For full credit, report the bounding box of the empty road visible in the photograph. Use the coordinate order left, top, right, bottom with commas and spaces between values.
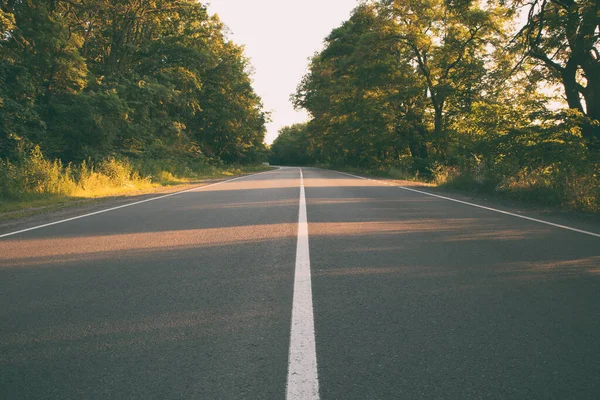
1, 167, 599, 399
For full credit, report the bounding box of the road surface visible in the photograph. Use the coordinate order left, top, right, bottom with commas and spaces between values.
1, 167, 599, 399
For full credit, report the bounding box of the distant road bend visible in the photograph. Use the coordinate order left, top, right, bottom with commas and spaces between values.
1, 167, 599, 399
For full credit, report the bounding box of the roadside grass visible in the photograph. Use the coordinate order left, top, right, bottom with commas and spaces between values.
436, 166, 600, 214
319, 162, 600, 214
0, 148, 271, 215
322, 164, 435, 186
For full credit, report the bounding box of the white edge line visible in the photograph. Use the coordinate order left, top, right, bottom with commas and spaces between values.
331, 169, 600, 239
286, 167, 320, 400
0, 169, 276, 239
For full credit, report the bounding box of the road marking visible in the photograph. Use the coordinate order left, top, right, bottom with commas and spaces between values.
332, 170, 600, 238
0, 170, 276, 239
286, 168, 320, 400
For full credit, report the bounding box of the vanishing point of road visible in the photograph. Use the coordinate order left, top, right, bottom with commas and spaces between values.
1, 167, 599, 399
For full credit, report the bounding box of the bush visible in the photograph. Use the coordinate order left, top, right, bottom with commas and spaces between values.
0, 158, 19, 200
0, 147, 153, 201
98, 157, 138, 186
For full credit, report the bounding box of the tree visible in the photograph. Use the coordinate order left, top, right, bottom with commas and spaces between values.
377, 0, 508, 155
0, 0, 267, 164
269, 123, 313, 166
512, 0, 600, 145
294, 4, 429, 168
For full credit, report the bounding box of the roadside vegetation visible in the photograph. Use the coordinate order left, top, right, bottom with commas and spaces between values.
270, 0, 600, 213
0, 146, 270, 213
0, 1, 268, 211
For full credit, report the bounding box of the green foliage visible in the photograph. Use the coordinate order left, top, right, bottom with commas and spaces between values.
0, 145, 146, 201
0, 145, 270, 210
440, 109, 600, 212
0, 0, 267, 191
285, 1, 600, 213
509, 0, 600, 144
269, 123, 313, 165
294, 4, 428, 169
0, 145, 74, 200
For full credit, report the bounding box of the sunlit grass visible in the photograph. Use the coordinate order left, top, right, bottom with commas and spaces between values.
441, 165, 600, 213
328, 161, 599, 214
0, 147, 271, 214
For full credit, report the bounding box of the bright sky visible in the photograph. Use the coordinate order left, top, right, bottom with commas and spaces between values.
207, 0, 361, 144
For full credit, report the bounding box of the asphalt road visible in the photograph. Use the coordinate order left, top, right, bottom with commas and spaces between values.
1, 167, 599, 399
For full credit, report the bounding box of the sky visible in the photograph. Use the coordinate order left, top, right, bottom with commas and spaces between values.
206, 0, 361, 144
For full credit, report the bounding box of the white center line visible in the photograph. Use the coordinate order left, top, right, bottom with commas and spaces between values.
286, 168, 320, 400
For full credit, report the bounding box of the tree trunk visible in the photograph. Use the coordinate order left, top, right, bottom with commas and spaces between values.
408, 122, 428, 161
561, 60, 585, 113
434, 106, 443, 138
432, 100, 447, 158
408, 139, 428, 160
582, 90, 600, 145
561, 61, 600, 145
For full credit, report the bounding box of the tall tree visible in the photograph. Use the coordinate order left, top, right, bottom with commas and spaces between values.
0, 0, 267, 164
377, 0, 508, 155
512, 0, 600, 144
295, 4, 428, 167
269, 123, 313, 166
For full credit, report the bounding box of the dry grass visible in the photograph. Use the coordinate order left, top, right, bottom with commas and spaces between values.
0, 147, 270, 213
441, 164, 600, 214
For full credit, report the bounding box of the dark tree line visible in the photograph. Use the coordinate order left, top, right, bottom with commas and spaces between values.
269, 0, 599, 211
0, 0, 268, 166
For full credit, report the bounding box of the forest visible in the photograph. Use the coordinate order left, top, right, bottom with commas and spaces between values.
271, 0, 600, 213
0, 0, 268, 204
